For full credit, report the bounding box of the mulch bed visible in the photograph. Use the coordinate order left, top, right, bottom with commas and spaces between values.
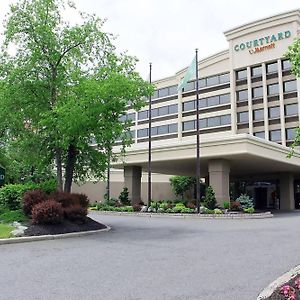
24, 217, 107, 236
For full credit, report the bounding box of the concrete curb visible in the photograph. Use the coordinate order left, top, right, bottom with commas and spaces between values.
93, 211, 273, 219
0, 225, 111, 245
257, 265, 300, 299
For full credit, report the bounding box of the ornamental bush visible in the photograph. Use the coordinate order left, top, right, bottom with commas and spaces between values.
236, 194, 254, 209
223, 201, 230, 209
119, 187, 130, 205
64, 205, 87, 223
51, 192, 89, 208
32, 199, 63, 225
23, 189, 47, 216
203, 186, 217, 210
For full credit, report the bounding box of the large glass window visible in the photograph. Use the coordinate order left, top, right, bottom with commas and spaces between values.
254, 131, 265, 139
138, 110, 148, 120
237, 90, 248, 102
251, 66, 262, 77
199, 98, 207, 108
183, 101, 195, 111
282, 60, 291, 70
183, 81, 195, 92
183, 120, 195, 131
253, 109, 264, 121
207, 96, 219, 107
206, 75, 219, 86
269, 106, 280, 119
158, 106, 168, 116
266, 62, 278, 73
199, 119, 207, 128
137, 128, 148, 138
219, 73, 230, 84
168, 123, 178, 133
285, 104, 298, 116
237, 111, 249, 123
157, 125, 168, 135
198, 79, 206, 88
286, 128, 296, 140
168, 104, 178, 114
158, 87, 169, 98
168, 85, 177, 96
220, 115, 231, 125
236, 69, 247, 80
208, 116, 220, 127
270, 130, 281, 141
252, 86, 263, 98
267, 83, 279, 96
152, 90, 159, 99
151, 108, 159, 118
220, 94, 230, 104
283, 80, 297, 93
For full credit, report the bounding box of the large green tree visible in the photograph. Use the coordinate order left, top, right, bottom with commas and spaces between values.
0, 0, 152, 192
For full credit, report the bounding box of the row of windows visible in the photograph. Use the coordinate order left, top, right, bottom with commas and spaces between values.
152, 85, 178, 99
138, 104, 178, 120
237, 80, 297, 102
183, 114, 231, 131
236, 60, 292, 80
238, 103, 299, 123
182, 93, 230, 111
119, 112, 136, 122
254, 129, 296, 142
137, 123, 178, 138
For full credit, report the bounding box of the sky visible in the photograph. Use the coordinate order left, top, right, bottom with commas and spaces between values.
0, 0, 299, 80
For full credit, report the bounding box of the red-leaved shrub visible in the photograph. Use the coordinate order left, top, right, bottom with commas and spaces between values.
230, 201, 242, 211
51, 192, 89, 208
64, 205, 87, 223
23, 189, 47, 216
132, 204, 141, 212
32, 199, 63, 225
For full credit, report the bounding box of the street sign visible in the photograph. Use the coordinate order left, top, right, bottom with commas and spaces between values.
0, 166, 5, 187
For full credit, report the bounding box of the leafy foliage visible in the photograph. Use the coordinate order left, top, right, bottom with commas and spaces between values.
119, 187, 130, 205
169, 176, 196, 199
23, 189, 47, 216
236, 194, 254, 209
32, 199, 63, 225
223, 201, 230, 209
0, 209, 28, 224
203, 186, 216, 210
64, 205, 87, 223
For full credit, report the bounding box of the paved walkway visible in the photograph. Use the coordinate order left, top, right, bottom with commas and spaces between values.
1, 211, 300, 300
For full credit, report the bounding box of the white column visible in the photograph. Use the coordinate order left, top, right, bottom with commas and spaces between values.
278, 59, 286, 146
262, 62, 269, 140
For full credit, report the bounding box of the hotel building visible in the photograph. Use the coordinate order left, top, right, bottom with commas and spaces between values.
107, 9, 300, 210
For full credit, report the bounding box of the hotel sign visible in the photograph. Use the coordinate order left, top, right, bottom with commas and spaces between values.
234, 30, 291, 54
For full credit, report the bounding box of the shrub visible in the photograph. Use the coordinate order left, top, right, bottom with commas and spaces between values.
132, 204, 141, 212
214, 208, 223, 214
166, 208, 173, 213
223, 201, 230, 209
104, 197, 119, 207
186, 202, 196, 209
244, 207, 255, 214
51, 192, 89, 208
181, 207, 195, 214
236, 194, 254, 209
64, 205, 87, 223
230, 201, 242, 211
203, 186, 217, 210
202, 208, 214, 214
119, 187, 130, 205
0, 209, 28, 224
175, 202, 186, 208
32, 199, 63, 225
169, 176, 196, 200
159, 202, 169, 211
37, 180, 57, 194
23, 189, 47, 216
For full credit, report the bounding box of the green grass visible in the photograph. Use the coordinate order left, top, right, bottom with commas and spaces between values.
0, 224, 14, 238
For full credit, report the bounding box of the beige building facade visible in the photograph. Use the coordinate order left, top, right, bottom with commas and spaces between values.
112, 10, 300, 210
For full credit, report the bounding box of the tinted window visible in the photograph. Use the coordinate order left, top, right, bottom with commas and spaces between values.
199, 119, 207, 128
267, 83, 279, 95
198, 79, 206, 88
251, 66, 262, 77
269, 106, 280, 119
284, 80, 297, 93
208, 116, 220, 127
270, 130, 281, 141
220, 94, 230, 104
168, 85, 177, 95
199, 98, 207, 108
183, 81, 195, 92
183, 120, 195, 131
207, 76, 219, 86
219, 73, 230, 83
138, 110, 148, 120
238, 111, 249, 123
236, 69, 247, 80
237, 90, 248, 102
183, 101, 195, 111
158, 106, 168, 116
252, 86, 263, 98
285, 104, 298, 116
151, 127, 158, 136
254, 131, 265, 139
169, 104, 178, 114
137, 128, 148, 138
207, 96, 219, 107
151, 108, 159, 117
253, 109, 264, 121
157, 125, 168, 135
127, 113, 135, 121
220, 115, 231, 125
282, 60, 291, 70
266, 62, 278, 73
168, 123, 178, 133
286, 128, 296, 140
158, 87, 169, 98
152, 90, 159, 99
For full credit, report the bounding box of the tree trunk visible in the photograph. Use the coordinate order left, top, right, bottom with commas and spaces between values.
64, 143, 77, 193
55, 149, 63, 192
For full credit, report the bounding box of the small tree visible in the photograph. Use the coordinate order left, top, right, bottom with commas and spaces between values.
236, 194, 254, 209
169, 176, 196, 200
119, 187, 130, 205
203, 186, 216, 209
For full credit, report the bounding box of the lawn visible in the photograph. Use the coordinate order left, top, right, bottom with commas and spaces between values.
0, 224, 14, 238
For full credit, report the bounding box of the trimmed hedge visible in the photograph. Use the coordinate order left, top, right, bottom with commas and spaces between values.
23, 189, 47, 216
32, 199, 63, 225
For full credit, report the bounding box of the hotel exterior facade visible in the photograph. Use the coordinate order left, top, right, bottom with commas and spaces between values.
109, 10, 300, 210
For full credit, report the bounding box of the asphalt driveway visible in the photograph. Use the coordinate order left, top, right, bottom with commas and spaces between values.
0, 211, 300, 300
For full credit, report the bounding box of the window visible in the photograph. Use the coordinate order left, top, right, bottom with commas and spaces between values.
220, 94, 230, 104
269, 106, 280, 119
157, 125, 168, 135
252, 86, 263, 98
207, 116, 220, 127
152, 90, 159, 99
207, 96, 219, 107
183, 81, 195, 92
219, 73, 230, 83
127, 113, 135, 121
183, 120, 195, 131
206, 75, 219, 86
199, 119, 207, 128
266, 62, 278, 73
151, 108, 159, 118
137, 128, 148, 138
251, 66, 262, 77
168, 85, 177, 95
285, 104, 298, 116
283, 80, 297, 93
168, 123, 178, 133
199, 98, 207, 108
286, 128, 296, 140
270, 130, 281, 141
151, 127, 158, 135
267, 83, 279, 96
158, 106, 168, 116
236, 69, 247, 80
237, 90, 248, 102
237, 111, 249, 123
138, 110, 148, 120
198, 79, 206, 88
282, 60, 291, 70
253, 109, 264, 121
183, 101, 195, 111
220, 115, 231, 125
169, 104, 178, 114
254, 131, 265, 139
